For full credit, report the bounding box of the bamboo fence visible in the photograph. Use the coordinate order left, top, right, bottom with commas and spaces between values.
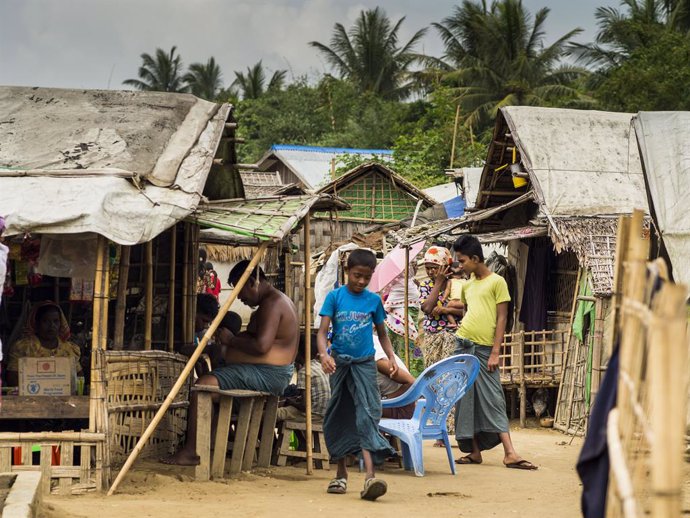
605, 211, 689, 518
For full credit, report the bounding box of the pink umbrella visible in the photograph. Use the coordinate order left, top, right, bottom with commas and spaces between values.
369, 241, 426, 293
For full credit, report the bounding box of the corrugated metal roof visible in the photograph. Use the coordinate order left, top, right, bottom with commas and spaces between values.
257, 144, 393, 191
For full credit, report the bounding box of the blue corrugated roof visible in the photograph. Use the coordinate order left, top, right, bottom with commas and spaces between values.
270, 144, 393, 155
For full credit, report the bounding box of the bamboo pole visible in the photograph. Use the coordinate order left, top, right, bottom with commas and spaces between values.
554, 267, 582, 427
89, 236, 106, 432
113, 246, 131, 350
403, 246, 410, 369
107, 241, 268, 496
144, 240, 153, 350
168, 226, 177, 352
449, 104, 461, 169
182, 224, 190, 342
188, 224, 200, 343
304, 213, 313, 475
649, 283, 688, 518
0, 432, 105, 442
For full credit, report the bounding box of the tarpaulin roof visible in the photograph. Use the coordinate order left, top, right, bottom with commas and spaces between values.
634, 111, 690, 287
193, 194, 349, 245
256, 144, 393, 191
0, 86, 229, 244
501, 106, 648, 217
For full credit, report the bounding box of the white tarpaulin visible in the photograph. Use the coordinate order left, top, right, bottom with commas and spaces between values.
502, 106, 648, 217
634, 111, 690, 287
0, 86, 230, 244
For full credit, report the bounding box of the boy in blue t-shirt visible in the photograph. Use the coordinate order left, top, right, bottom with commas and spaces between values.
318, 248, 398, 501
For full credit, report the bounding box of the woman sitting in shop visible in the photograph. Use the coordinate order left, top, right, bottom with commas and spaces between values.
6, 301, 82, 387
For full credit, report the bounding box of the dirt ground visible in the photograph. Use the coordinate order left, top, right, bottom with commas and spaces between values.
44, 424, 584, 518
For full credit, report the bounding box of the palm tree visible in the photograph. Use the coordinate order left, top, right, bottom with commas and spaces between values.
570, 0, 688, 70
184, 57, 224, 101
310, 7, 427, 100
433, 0, 585, 129
123, 46, 187, 92
232, 61, 287, 100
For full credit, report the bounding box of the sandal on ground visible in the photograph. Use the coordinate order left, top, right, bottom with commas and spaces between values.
433, 440, 445, 448
360, 478, 387, 501
327, 477, 347, 494
455, 455, 482, 465
505, 459, 538, 470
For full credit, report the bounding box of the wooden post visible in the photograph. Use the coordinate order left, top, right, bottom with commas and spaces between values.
589, 298, 605, 405
518, 331, 526, 428
403, 246, 410, 369
107, 242, 269, 496
144, 240, 153, 350
89, 236, 106, 432
304, 212, 313, 475
113, 246, 131, 350
649, 284, 688, 518
168, 226, 177, 352
449, 104, 461, 169
182, 224, 190, 342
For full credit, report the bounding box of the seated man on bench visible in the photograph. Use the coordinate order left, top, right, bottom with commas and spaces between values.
163, 260, 299, 466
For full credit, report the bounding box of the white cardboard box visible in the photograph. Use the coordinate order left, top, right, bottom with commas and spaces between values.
18, 357, 75, 396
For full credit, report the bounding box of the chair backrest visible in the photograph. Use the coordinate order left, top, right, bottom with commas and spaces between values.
409, 354, 480, 434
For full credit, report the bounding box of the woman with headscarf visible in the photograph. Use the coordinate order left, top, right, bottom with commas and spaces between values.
418, 246, 461, 366
6, 301, 82, 387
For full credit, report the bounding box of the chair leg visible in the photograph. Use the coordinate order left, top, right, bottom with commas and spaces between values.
442, 432, 455, 475
406, 434, 425, 477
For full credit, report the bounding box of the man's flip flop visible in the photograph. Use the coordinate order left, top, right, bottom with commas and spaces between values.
360, 478, 387, 501
505, 460, 538, 470
455, 455, 481, 465
327, 477, 347, 494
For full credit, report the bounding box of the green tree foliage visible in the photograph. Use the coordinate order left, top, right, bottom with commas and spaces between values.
595, 26, 690, 110
184, 57, 224, 101
232, 61, 287, 100
310, 7, 427, 100
123, 46, 187, 92
433, 0, 586, 131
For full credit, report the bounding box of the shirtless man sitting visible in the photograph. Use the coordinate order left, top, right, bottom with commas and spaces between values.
164, 260, 299, 466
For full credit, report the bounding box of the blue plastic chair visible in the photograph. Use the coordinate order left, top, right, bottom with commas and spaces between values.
379, 354, 480, 477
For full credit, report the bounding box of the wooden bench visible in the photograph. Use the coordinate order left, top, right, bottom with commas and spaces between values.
276, 420, 330, 470
192, 386, 279, 480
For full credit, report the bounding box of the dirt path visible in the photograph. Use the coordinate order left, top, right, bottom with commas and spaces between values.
44, 426, 583, 518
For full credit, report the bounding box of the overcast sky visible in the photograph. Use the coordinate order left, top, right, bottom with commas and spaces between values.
1, 0, 618, 91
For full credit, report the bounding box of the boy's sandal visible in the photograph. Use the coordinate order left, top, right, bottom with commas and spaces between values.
327, 477, 347, 494
360, 478, 387, 501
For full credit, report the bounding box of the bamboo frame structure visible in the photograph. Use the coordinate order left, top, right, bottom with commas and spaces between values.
144, 240, 153, 350
113, 246, 131, 349
168, 226, 177, 352
108, 241, 269, 495
605, 209, 688, 518
304, 212, 314, 475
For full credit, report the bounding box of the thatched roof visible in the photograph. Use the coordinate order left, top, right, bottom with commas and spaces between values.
191, 194, 349, 245
0, 86, 231, 244
239, 170, 285, 198
316, 162, 434, 222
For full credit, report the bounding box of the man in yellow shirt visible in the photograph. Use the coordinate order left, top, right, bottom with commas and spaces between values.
452, 235, 537, 470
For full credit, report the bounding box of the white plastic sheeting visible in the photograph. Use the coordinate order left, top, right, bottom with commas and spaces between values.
0, 87, 230, 244
634, 111, 690, 287
502, 106, 648, 217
